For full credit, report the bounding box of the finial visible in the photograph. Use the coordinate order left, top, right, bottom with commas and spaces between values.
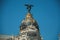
25, 4, 33, 13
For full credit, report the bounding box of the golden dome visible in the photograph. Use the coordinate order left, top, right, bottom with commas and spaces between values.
25, 13, 35, 23
26, 13, 32, 19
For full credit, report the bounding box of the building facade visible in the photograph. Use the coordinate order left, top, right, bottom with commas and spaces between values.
0, 4, 42, 40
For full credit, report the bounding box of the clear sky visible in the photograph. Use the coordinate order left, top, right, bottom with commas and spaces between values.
0, 0, 60, 40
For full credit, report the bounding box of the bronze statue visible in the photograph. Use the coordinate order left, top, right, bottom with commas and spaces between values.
25, 4, 33, 13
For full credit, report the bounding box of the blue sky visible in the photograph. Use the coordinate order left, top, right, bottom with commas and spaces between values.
0, 0, 60, 40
